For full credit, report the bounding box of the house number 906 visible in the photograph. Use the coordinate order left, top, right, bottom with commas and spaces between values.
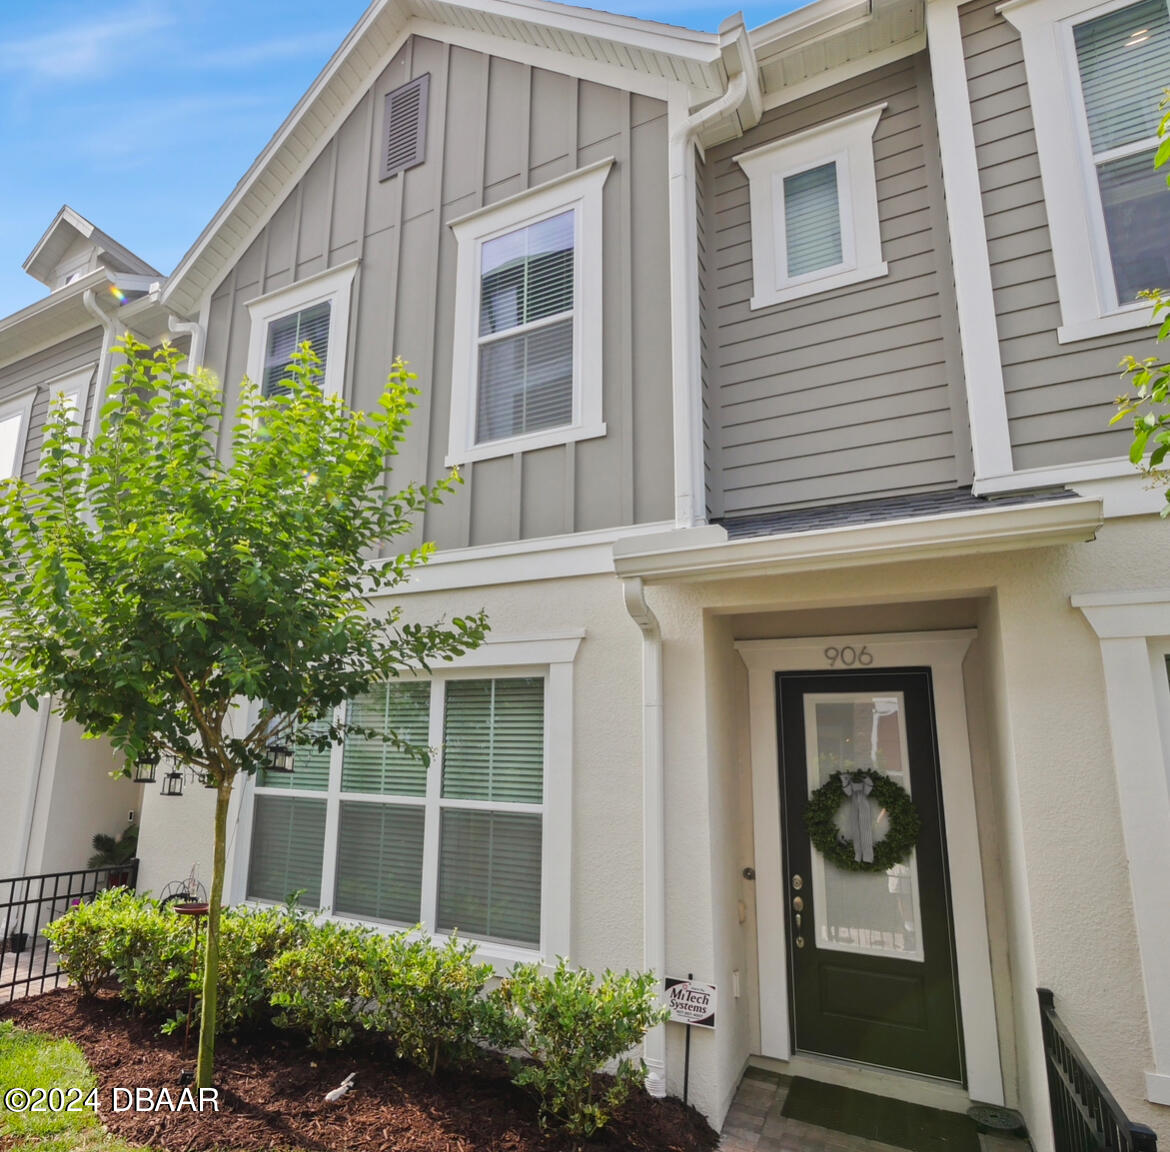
823, 645, 872, 667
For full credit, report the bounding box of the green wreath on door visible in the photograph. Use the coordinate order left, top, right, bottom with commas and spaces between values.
804, 768, 921, 873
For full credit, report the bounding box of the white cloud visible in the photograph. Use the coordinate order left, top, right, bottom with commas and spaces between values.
1, 5, 174, 82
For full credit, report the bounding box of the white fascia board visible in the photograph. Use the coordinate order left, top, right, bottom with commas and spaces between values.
612, 497, 1104, 582
370, 519, 675, 594
750, 0, 872, 49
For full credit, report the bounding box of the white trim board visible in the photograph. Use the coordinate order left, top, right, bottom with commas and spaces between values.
612, 497, 1104, 583
1073, 590, 1170, 1104
736, 630, 1004, 1106
925, 0, 1013, 481
369, 519, 674, 594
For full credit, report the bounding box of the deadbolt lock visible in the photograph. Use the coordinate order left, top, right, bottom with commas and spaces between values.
792, 896, 803, 912
795, 936, 805, 949
792, 874, 803, 891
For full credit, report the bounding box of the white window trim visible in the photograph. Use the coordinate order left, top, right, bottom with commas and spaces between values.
41, 365, 94, 440
446, 159, 612, 467
0, 387, 38, 480
230, 632, 580, 970
1073, 591, 1170, 1105
734, 104, 889, 310
244, 259, 358, 399
999, 0, 1162, 343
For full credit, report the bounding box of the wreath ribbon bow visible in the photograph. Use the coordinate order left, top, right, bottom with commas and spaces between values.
841, 775, 875, 863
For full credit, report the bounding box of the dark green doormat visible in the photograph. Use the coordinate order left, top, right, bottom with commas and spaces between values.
780, 1077, 981, 1152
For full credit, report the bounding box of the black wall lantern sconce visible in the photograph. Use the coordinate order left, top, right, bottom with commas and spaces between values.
133, 750, 160, 784
265, 741, 295, 774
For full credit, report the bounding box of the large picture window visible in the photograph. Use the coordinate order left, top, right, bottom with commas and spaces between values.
245, 675, 550, 952
447, 160, 611, 466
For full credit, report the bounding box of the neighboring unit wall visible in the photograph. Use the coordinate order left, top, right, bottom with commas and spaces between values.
0, 329, 100, 482
202, 35, 674, 551
702, 54, 971, 517
959, 0, 1158, 470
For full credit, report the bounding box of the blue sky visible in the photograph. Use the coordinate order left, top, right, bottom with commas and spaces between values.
0, 0, 797, 320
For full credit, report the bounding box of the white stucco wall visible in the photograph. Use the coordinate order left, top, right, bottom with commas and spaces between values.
0, 709, 46, 878
131, 515, 1170, 1145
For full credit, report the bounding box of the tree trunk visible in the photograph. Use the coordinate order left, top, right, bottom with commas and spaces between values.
196, 781, 231, 1090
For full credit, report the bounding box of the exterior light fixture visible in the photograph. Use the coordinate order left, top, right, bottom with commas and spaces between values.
161, 770, 184, 797
133, 749, 160, 784
265, 742, 295, 774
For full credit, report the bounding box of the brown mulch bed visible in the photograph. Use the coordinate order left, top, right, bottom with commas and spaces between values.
0, 989, 717, 1152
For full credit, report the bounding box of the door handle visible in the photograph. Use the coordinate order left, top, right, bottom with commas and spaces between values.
792, 874, 803, 890
792, 896, 803, 912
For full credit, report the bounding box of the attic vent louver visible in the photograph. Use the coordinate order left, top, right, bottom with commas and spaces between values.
380, 74, 430, 181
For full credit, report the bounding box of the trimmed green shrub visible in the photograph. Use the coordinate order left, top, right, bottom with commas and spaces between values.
268, 920, 380, 1050
492, 959, 669, 1138
370, 932, 495, 1074
217, 903, 312, 1033
42, 888, 124, 995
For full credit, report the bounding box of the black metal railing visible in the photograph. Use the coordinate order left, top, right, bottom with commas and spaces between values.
1039, 988, 1158, 1152
1, 861, 139, 1003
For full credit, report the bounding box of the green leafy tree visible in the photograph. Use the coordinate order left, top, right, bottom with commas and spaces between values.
0, 337, 486, 1089
1114, 92, 1170, 514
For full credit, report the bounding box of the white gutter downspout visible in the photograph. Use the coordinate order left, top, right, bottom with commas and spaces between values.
168, 312, 205, 374
81, 288, 120, 448
623, 576, 667, 1097
668, 16, 758, 529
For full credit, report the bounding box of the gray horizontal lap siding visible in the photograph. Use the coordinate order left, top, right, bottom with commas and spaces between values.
203, 36, 674, 552
960, 0, 1157, 470
703, 54, 970, 517
0, 329, 102, 483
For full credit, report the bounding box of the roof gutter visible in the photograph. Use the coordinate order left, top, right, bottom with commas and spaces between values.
615, 496, 1105, 583
669, 16, 760, 530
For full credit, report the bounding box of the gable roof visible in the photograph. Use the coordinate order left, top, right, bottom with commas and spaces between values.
162, 0, 734, 318
24, 206, 160, 288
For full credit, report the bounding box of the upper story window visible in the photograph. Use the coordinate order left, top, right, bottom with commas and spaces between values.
447, 159, 612, 466
734, 104, 888, 309
237, 634, 580, 966
1071, 0, 1170, 307
245, 260, 358, 399
1002, 0, 1170, 342
0, 390, 37, 480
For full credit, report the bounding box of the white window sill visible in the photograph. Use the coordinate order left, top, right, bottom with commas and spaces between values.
446, 420, 607, 467
1057, 304, 1159, 344
750, 262, 888, 310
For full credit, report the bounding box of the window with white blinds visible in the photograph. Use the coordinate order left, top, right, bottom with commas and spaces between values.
1072, 0, 1170, 305
246, 675, 547, 950
262, 301, 331, 397
783, 162, 845, 278
735, 104, 887, 309
475, 212, 575, 445
447, 161, 611, 466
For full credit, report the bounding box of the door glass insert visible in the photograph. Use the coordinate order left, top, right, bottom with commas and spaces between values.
803, 692, 925, 961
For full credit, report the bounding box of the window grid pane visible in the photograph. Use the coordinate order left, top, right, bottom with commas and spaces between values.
264, 301, 331, 396
334, 801, 424, 924
259, 716, 331, 791
1074, 0, 1170, 155
442, 678, 544, 804
0, 413, 22, 479
784, 162, 843, 277
247, 795, 326, 906
436, 809, 542, 947
475, 211, 575, 444
1096, 148, 1170, 303
342, 681, 430, 796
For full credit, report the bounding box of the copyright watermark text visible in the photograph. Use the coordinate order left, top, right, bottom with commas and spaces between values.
3, 1086, 220, 1114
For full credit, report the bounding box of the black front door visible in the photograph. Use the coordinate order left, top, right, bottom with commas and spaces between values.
778, 669, 964, 1082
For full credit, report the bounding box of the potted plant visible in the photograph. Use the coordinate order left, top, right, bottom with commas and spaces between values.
88, 823, 139, 888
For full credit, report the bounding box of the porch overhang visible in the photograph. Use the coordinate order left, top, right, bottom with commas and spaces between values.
612, 492, 1104, 583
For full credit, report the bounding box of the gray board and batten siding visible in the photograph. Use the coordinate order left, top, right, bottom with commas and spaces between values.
0, 328, 101, 484
202, 35, 674, 553
701, 53, 973, 520
959, 0, 1158, 470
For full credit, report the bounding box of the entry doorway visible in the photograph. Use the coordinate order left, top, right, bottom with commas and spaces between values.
777, 670, 964, 1082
